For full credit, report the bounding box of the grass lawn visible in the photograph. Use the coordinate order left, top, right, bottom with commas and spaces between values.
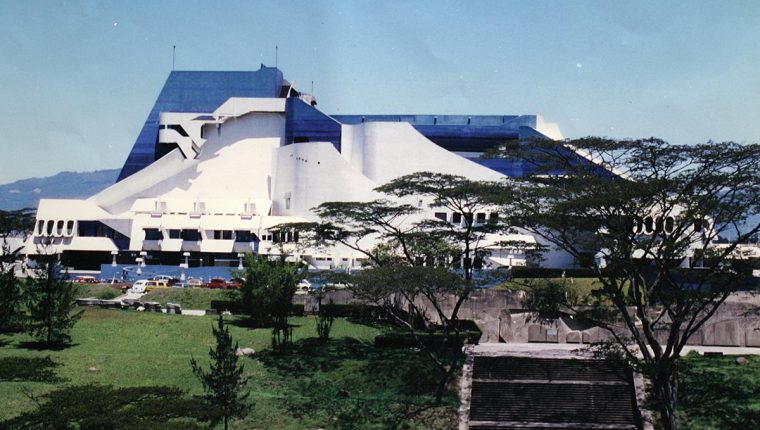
678, 352, 760, 429
141, 287, 234, 310
0, 308, 457, 429
495, 277, 602, 298
75, 283, 122, 300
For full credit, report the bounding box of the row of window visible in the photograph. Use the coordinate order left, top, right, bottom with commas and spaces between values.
37, 220, 76, 237
433, 212, 499, 225
143, 229, 299, 243
632, 217, 709, 235
36, 220, 128, 242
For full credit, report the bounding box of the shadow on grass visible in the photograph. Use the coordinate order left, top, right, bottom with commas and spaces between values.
0, 356, 64, 383
0, 385, 215, 430
679, 356, 760, 429
251, 336, 458, 428
256, 337, 385, 375
226, 316, 304, 330
15, 341, 78, 351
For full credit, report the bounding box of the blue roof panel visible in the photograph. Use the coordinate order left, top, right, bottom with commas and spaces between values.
117, 67, 284, 181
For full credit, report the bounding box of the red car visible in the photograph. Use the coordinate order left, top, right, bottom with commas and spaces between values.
226, 278, 243, 289
205, 278, 227, 289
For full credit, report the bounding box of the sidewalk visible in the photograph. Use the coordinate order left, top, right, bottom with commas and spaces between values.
474, 342, 760, 357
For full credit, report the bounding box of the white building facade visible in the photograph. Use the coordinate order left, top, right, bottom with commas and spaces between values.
27, 66, 572, 271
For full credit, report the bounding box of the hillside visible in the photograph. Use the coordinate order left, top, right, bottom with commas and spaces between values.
0, 169, 119, 211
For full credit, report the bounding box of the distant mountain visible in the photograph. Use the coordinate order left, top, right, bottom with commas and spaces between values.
0, 169, 119, 211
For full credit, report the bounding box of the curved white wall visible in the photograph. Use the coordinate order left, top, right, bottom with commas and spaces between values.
272, 142, 381, 219
340, 122, 505, 184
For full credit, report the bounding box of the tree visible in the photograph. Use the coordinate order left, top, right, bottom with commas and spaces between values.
237, 254, 305, 351
288, 172, 516, 402
353, 264, 471, 403
0, 209, 34, 333
501, 137, 760, 430
191, 314, 249, 430
25, 256, 83, 345
375, 172, 508, 271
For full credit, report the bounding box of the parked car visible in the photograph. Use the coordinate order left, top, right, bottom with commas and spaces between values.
295, 279, 312, 295
226, 278, 244, 289
172, 282, 188, 289
187, 277, 203, 288
129, 279, 149, 294
205, 278, 227, 289
74, 275, 98, 284
144, 280, 169, 293
152, 275, 180, 286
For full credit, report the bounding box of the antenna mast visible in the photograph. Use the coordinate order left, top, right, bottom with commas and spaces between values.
275, 45, 278, 68
172, 45, 176, 70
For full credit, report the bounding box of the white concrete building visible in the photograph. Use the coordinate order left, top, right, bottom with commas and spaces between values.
26, 66, 570, 271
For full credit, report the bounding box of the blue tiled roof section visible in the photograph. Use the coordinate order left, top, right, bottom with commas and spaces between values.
285, 98, 342, 151
332, 114, 616, 179
331, 114, 541, 152
117, 68, 284, 182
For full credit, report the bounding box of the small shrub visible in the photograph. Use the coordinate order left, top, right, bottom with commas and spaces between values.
316, 300, 334, 341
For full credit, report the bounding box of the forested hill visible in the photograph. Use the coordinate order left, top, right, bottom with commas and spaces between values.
0, 169, 119, 211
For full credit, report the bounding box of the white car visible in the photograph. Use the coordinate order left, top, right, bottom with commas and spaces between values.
129, 279, 149, 294
295, 279, 312, 295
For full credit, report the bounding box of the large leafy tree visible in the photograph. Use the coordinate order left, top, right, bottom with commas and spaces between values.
499, 137, 760, 430
353, 265, 469, 403
237, 254, 305, 351
191, 314, 249, 430
375, 172, 510, 280
288, 173, 517, 402
25, 256, 83, 345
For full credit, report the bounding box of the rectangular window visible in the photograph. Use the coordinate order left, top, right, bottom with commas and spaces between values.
168, 229, 181, 239
476, 213, 486, 224
452, 213, 462, 224
434, 212, 447, 221
213, 230, 233, 240
181, 230, 201, 241
235, 230, 254, 242
144, 228, 163, 241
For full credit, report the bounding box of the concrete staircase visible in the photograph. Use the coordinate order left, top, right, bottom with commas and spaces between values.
467, 356, 640, 429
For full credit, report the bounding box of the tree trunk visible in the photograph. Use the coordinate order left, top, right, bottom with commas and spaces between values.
657, 369, 679, 430
224, 415, 228, 430
434, 369, 447, 404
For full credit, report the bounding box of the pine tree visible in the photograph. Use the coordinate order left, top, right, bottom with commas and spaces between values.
0, 242, 24, 333
25, 257, 82, 345
191, 314, 249, 430
0, 208, 34, 333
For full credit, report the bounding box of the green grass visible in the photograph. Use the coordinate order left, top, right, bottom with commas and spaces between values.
0, 308, 457, 429
495, 277, 602, 297
75, 283, 121, 300
141, 288, 233, 309
678, 352, 760, 429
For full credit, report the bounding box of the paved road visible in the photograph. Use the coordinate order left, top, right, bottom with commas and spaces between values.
114, 292, 145, 301
474, 342, 760, 356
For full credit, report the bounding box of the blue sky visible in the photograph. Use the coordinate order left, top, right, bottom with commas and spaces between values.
1, 0, 759, 184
